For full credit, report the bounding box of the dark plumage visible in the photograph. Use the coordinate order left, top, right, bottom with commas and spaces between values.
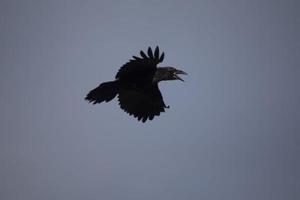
85, 46, 187, 122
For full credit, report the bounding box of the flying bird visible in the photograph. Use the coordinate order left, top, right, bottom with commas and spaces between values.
85, 46, 187, 122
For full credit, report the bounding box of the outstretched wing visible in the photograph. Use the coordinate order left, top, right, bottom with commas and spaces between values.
115, 46, 164, 87
118, 84, 167, 122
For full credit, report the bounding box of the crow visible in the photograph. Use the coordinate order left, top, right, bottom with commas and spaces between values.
85, 46, 187, 122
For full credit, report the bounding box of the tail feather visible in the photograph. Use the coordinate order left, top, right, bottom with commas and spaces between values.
85, 81, 119, 104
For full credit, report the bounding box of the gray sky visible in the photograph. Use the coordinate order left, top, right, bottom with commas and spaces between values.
1, 0, 299, 200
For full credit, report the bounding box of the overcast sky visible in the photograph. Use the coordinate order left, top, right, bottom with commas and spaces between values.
1, 0, 299, 200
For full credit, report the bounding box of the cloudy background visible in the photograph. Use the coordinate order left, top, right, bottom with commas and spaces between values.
1, 0, 299, 200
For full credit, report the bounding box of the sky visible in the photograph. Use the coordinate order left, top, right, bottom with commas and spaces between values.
1, 0, 299, 200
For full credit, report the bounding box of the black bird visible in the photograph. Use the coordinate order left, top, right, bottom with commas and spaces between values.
85, 46, 187, 122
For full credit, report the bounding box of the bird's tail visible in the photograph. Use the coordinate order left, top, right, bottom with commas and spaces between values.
85, 80, 120, 104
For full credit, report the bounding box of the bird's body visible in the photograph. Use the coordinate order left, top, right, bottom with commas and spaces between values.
85, 47, 187, 122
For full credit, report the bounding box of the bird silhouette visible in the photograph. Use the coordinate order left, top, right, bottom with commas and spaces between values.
85, 46, 187, 122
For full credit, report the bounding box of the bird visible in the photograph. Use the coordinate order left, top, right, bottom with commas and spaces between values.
85, 46, 187, 122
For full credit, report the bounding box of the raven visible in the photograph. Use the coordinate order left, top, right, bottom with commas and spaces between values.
85, 46, 187, 122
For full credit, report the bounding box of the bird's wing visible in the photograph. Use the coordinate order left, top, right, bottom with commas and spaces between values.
115, 46, 164, 86
118, 84, 167, 122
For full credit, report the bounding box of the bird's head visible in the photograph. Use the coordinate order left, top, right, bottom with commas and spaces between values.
154, 67, 188, 82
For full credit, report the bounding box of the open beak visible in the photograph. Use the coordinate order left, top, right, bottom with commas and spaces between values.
174, 70, 188, 82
